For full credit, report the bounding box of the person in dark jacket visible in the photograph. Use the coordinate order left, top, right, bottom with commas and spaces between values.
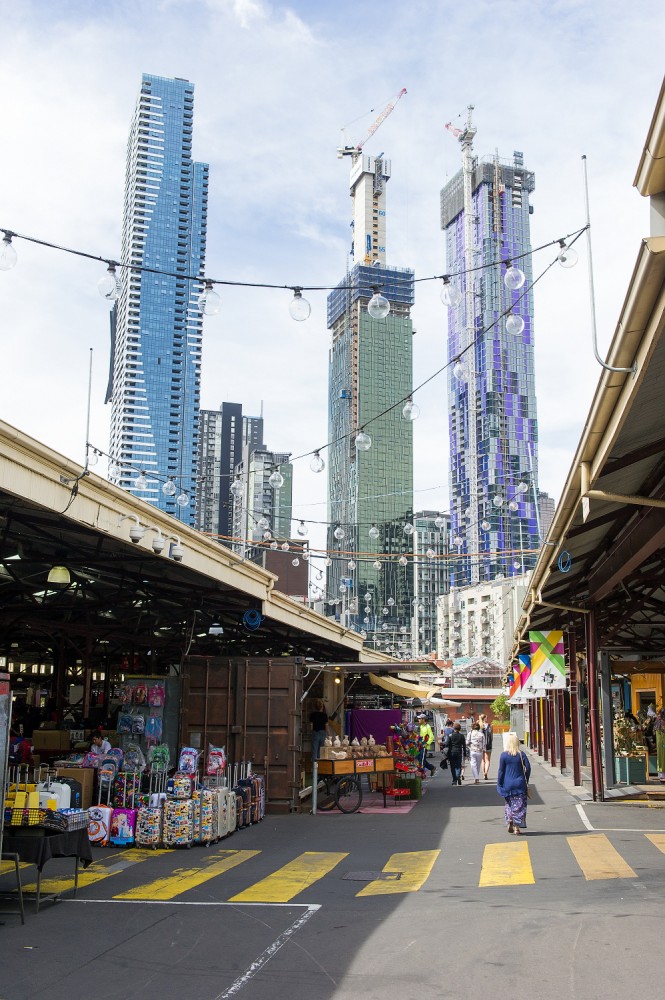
497, 732, 531, 833
444, 723, 467, 786
479, 713, 493, 780
309, 699, 328, 761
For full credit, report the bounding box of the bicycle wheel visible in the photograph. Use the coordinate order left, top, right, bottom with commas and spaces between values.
316, 778, 337, 811
335, 776, 362, 813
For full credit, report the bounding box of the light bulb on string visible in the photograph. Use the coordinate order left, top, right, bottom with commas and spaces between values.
453, 361, 467, 382
296, 520, 308, 537
98, 263, 122, 301
270, 540, 278, 550
508, 499, 519, 512
399, 555, 408, 567
373, 560, 382, 571
513, 560, 522, 570
387, 597, 395, 607
292, 557, 300, 567
339, 582, 347, 594
557, 240, 578, 268
348, 560, 356, 570
434, 516, 446, 530
355, 429, 371, 451
403, 522, 414, 536
281, 541, 289, 552
269, 470, 284, 489
333, 524, 345, 541
289, 287, 311, 321
364, 605, 371, 614
402, 397, 420, 421
135, 470, 148, 491
197, 280, 221, 316
230, 478, 243, 499
87, 449, 99, 467
517, 480, 529, 493
176, 492, 189, 508
453, 534, 463, 546
0, 233, 18, 271
504, 262, 525, 290
400, 626, 407, 634
506, 314, 525, 336
493, 495, 504, 508
108, 461, 120, 479
481, 519, 491, 531
426, 548, 435, 559
302, 550, 309, 561
360, 630, 367, 640
440, 276, 462, 308
363, 616, 370, 624
310, 451, 325, 473
263, 530, 272, 541
162, 478, 177, 497
324, 557, 332, 566
367, 288, 390, 319
381, 623, 388, 631
368, 524, 379, 540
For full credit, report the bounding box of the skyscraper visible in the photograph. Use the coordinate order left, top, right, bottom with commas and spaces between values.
231, 448, 292, 557
413, 511, 451, 657
196, 403, 264, 544
441, 113, 538, 586
108, 74, 209, 526
326, 153, 415, 636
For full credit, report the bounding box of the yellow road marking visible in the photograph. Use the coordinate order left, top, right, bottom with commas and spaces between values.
229, 851, 347, 903
479, 842, 535, 887
21, 848, 172, 895
356, 850, 440, 896
646, 833, 665, 854
0, 859, 32, 874
115, 849, 260, 900
567, 834, 636, 880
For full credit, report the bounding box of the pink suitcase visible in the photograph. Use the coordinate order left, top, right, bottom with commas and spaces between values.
110, 807, 137, 846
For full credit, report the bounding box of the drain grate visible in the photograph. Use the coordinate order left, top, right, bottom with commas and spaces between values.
342, 870, 403, 882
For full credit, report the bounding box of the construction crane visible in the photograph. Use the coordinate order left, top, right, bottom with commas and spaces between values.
337, 88, 407, 160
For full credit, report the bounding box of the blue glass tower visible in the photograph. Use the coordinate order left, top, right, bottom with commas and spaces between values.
441, 120, 538, 587
109, 74, 209, 525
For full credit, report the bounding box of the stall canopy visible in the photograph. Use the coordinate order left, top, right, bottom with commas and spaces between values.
368, 672, 461, 707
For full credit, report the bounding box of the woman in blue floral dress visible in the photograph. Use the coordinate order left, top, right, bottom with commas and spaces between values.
497, 732, 531, 834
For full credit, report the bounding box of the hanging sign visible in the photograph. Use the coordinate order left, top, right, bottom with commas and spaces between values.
508, 660, 523, 704
528, 630, 567, 689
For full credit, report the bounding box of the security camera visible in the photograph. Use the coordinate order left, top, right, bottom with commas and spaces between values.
151, 536, 165, 554
129, 524, 145, 544
171, 543, 184, 562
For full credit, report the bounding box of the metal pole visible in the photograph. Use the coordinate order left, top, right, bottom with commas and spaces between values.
558, 689, 567, 772
542, 696, 549, 763
312, 759, 318, 814
537, 698, 543, 757
568, 629, 582, 785
586, 609, 604, 801
549, 692, 557, 768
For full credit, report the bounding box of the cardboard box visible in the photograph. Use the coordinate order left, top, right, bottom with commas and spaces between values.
56, 766, 95, 809
32, 730, 71, 751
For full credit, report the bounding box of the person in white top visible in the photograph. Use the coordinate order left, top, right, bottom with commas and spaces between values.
90, 733, 112, 755
466, 723, 487, 784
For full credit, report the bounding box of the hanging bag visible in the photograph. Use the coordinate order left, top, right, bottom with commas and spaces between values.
519, 750, 533, 798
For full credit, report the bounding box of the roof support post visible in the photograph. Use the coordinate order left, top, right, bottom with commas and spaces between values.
600, 650, 616, 788
586, 609, 605, 801
568, 629, 582, 786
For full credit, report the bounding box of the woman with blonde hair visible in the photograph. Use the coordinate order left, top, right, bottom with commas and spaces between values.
496, 732, 531, 834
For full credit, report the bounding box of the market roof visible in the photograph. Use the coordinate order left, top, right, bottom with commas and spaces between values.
512, 78, 665, 659
0, 421, 392, 669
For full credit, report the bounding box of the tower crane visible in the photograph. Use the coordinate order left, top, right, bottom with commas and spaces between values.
337, 88, 407, 160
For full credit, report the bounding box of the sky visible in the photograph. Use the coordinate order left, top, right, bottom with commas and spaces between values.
1, 0, 664, 574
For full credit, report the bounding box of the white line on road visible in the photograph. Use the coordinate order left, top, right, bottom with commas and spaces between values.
575, 802, 665, 833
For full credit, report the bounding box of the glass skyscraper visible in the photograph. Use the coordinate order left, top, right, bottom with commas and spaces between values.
108, 74, 209, 526
441, 117, 538, 587
326, 154, 415, 638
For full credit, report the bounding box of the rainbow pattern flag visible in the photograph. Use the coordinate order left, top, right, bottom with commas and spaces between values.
508, 660, 522, 702
528, 630, 567, 689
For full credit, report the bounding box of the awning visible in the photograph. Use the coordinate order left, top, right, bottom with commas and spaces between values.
368, 672, 461, 707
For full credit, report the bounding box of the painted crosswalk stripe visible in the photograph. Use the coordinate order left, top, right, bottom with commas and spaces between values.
479, 842, 535, 887
115, 849, 260, 900
567, 834, 636, 880
645, 833, 665, 855
356, 850, 440, 896
20, 848, 173, 895
229, 851, 347, 903
0, 859, 32, 874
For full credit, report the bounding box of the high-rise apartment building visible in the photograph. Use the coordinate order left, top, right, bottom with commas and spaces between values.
108, 74, 209, 526
538, 489, 556, 540
441, 113, 538, 586
196, 403, 264, 543
326, 153, 415, 632
412, 511, 451, 658
231, 449, 292, 556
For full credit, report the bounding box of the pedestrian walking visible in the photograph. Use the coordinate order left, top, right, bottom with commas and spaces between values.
466, 722, 486, 783
416, 713, 436, 778
444, 722, 467, 785
309, 698, 328, 762
479, 713, 493, 780
497, 732, 531, 834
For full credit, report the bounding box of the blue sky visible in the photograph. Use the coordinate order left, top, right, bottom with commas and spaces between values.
1, 0, 664, 571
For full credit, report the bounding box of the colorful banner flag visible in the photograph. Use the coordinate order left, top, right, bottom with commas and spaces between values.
508, 660, 522, 702
519, 652, 537, 699
528, 630, 567, 689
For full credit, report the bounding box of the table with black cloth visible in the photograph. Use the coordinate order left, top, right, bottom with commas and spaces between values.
2, 827, 93, 912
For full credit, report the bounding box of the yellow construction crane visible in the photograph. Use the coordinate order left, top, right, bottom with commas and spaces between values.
337, 88, 407, 161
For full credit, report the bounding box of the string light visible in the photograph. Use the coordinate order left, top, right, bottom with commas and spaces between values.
355, 429, 372, 452
402, 397, 420, 421
98, 263, 122, 301
269, 469, 284, 489
310, 451, 325, 473
367, 287, 390, 319
504, 261, 526, 290
289, 287, 311, 321
505, 314, 525, 336
197, 280, 221, 316
557, 240, 578, 268
440, 275, 462, 308
162, 479, 177, 497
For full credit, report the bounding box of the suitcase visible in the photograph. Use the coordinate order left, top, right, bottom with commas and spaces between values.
209, 787, 229, 840
135, 770, 167, 849
250, 775, 264, 823
88, 806, 112, 846
233, 787, 250, 829
226, 787, 237, 833
55, 776, 83, 809
193, 789, 215, 845
163, 798, 194, 847
113, 772, 141, 809
110, 807, 137, 846
166, 774, 193, 799
37, 772, 71, 810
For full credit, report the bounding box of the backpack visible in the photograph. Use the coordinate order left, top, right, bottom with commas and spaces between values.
117, 712, 134, 735
133, 682, 148, 706
123, 743, 146, 772
119, 683, 133, 705
148, 684, 165, 707
148, 743, 170, 772
145, 715, 163, 747
132, 712, 146, 736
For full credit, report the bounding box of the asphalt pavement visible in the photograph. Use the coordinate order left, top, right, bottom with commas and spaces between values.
2, 744, 665, 1000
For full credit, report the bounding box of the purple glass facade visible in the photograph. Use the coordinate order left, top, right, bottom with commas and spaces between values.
441, 153, 539, 586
